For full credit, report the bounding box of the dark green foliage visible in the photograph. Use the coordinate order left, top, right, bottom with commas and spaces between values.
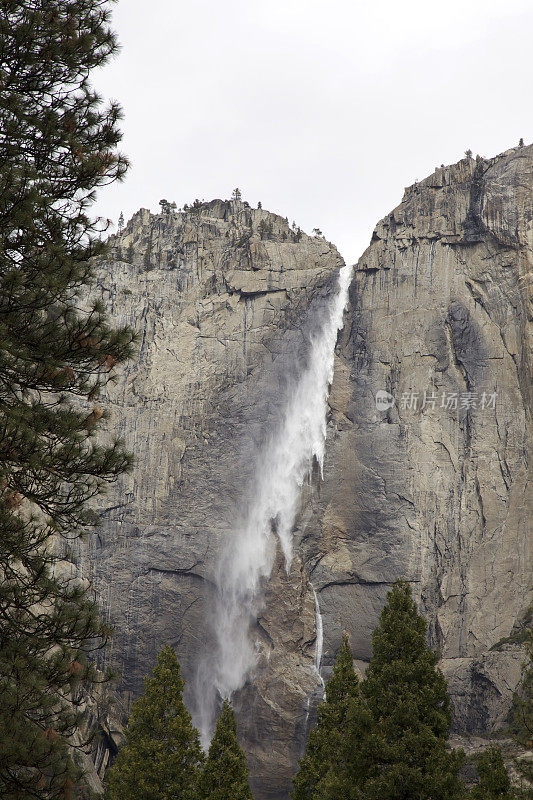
125, 243, 135, 264
143, 237, 153, 269
514, 759, 533, 797
470, 748, 516, 800
508, 615, 533, 795
314, 691, 377, 800
105, 647, 204, 800
258, 219, 273, 240
0, 2, 134, 797
359, 581, 464, 800
508, 613, 533, 748
296, 583, 465, 800
198, 700, 253, 800
291, 634, 360, 800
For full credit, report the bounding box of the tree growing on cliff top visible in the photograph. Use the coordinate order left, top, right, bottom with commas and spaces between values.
291, 634, 361, 800
105, 647, 204, 800
198, 700, 253, 800
0, 1, 135, 798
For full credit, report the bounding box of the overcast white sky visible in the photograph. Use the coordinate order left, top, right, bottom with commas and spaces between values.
93, 0, 533, 264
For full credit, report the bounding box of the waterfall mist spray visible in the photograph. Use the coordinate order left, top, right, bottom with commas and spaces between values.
195, 264, 352, 744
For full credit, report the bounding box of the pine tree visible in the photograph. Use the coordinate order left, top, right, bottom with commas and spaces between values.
360, 581, 464, 800
508, 614, 533, 794
470, 747, 516, 800
105, 647, 204, 800
198, 700, 253, 800
0, 2, 135, 797
143, 236, 153, 269
257, 219, 273, 240
125, 242, 135, 264
314, 693, 378, 800
118, 211, 124, 230
291, 634, 360, 800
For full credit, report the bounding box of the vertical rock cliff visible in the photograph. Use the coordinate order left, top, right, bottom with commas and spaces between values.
81, 146, 531, 799
304, 145, 532, 736
79, 199, 344, 798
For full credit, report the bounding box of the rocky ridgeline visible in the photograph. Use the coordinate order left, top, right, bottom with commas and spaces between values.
79, 149, 531, 800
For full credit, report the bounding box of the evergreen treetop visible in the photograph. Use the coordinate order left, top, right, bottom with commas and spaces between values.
360, 581, 464, 800
469, 747, 516, 800
507, 613, 533, 794
291, 634, 360, 800
362, 580, 451, 737
105, 646, 204, 800
507, 610, 533, 748
198, 700, 253, 800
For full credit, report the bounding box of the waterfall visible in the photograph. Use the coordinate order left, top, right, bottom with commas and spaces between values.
312, 588, 325, 689
196, 263, 352, 744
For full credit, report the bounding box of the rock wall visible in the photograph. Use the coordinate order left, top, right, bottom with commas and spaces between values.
303, 145, 532, 735
78, 199, 343, 798
81, 146, 531, 799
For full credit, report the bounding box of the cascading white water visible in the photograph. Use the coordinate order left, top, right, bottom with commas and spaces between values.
312, 588, 325, 689
196, 263, 352, 744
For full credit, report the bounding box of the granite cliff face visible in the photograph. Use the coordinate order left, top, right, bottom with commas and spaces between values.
303, 145, 532, 735
81, 147, 531, 799
79, 199, 344, 797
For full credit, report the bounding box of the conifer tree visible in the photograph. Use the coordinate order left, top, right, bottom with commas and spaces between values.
0, 2, 135, 797
125, 242, 135, 264
469, 747, 517, 800
360, 581, 464, 800
198, 700, 253, 800
313, 693, 378, 800
105, 647, 204, 800
508, 616, 533, 793
291, 634, 360, 800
